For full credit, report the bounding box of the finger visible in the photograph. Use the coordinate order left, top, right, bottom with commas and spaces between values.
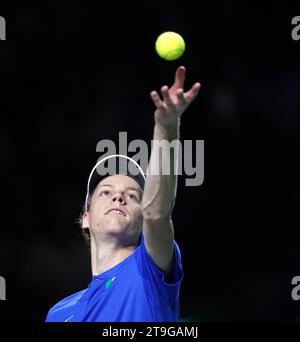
176, 88, 186, 106
161, 85, 174, 107
174, 66, 186, 89
185, 82, 201, 102
150, 90, 164, 109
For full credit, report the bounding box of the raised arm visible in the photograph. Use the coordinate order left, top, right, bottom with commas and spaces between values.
141, 66, 201, 277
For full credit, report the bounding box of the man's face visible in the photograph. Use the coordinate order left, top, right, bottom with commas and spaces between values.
86, 174, 143, 244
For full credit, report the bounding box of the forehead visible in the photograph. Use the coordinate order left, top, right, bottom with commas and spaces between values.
97, 174, 142, 192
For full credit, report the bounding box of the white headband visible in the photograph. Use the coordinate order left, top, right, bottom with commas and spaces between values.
84, 154, 146, 212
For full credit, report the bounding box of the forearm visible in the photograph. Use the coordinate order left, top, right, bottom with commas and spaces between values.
142, 66, 200, 220
141, 121, 180, 220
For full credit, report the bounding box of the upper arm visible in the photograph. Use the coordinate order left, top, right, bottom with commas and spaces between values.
142, 215, 175, 278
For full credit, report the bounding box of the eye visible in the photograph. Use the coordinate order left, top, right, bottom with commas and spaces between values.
99, 190, 110, 197
125, 194, 137, 200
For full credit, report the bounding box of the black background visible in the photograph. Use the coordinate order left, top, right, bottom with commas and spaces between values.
0, 0, 300, 322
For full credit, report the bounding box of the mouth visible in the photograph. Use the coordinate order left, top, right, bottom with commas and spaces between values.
106, 208, 126, 217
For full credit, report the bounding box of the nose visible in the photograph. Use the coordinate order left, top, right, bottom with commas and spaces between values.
111, 193, 125, 205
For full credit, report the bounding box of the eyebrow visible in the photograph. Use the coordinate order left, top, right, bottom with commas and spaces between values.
98, 184, 140, 193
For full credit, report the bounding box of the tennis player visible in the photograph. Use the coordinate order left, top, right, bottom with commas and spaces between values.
45, 66, 200, 322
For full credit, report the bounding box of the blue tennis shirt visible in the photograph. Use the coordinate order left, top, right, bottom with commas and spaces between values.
45, 234, 183, 322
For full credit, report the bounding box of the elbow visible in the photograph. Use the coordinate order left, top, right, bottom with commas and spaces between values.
142, 208, 171, 222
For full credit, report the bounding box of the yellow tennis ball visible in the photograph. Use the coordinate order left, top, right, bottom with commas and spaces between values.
155, 31, 185, 61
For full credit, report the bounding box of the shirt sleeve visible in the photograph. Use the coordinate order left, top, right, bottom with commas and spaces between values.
133, 232, 184, 308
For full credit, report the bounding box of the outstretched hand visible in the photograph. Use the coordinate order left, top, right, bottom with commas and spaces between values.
150, 66, 201, 128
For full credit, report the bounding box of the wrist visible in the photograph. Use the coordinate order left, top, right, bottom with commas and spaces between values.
154, 120, 180, 141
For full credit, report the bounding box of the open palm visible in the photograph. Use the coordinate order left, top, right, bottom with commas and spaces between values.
150, 66, 201, 127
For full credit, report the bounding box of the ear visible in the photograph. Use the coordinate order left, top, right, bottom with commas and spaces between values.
81, 211, 89, 229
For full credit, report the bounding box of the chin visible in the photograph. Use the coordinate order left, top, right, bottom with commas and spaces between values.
103, 216, 129, 231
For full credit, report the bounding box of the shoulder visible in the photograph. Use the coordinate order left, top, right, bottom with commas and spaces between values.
134, 233, 183, 285
47, 289, 86, 313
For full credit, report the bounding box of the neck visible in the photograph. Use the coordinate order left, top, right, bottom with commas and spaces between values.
90, 235, 136, 276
